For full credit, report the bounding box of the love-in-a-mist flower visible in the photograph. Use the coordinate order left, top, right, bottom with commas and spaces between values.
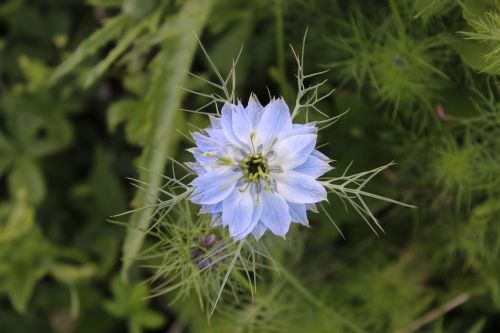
188, 95, 332, 240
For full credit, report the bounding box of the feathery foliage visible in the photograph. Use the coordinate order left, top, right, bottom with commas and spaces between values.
1, 0, 499, 332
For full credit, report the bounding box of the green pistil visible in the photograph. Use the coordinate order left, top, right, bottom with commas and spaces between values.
239, 153, 270, 184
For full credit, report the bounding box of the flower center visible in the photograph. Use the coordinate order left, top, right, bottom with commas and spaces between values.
239, 153, 270, 183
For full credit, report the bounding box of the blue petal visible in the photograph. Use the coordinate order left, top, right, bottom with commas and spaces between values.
211, 213, 222, 226
273, 134, 317, 170
190, 169, 239, 204
221, 103, 249, 150
280, 123, 317, 138
294, 153, 332, 178
222, 188, 256, 238
193, 132, 221, 152
312, 149, 331, 162
206, 128, 226, 145
250, 185, 264, 225
306, 203, 319, 213
235, 208, 263, 240
246, 94, 263, 128
186, 162, 206, 175
233, 185, 264, 239
251, 222, 267, 240
259, 190, 291, 238
232, 103, 255, 147
201, 202, 222, 214
274, 171, 327, 204
190, 148, 215, 165
256, 98, 292, 152
209, 115, 222, 129
288, 202, 309, 225
236, 100, 245, 110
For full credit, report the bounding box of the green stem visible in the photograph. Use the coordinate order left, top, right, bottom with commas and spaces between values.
121, 0, 214, 280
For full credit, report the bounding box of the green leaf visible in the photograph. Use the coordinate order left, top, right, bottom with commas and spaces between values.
26, 117, 73, 159
18, 55, 51, 91
0, 196, 35, 243
51, 14, 130, 82
5, 262, 37, 313
448, 35, 500, 75
121, 0, 214, 278
83, 19, 149, 88
107, 98, 147, 144
133, 310, 165, 328
8, 158, 46, 205
104, 276, 165, 332
47, 263, 97, 284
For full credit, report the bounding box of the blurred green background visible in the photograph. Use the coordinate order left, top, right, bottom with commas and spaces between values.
1, 0, 499, 332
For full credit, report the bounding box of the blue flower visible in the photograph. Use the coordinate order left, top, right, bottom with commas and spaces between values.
188, 95, 332, 240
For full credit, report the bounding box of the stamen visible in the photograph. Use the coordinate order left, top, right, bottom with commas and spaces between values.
239, 182, 251, 193
217, 156, 233, 166
249, 132, 256, 153
239, 152, 270, 184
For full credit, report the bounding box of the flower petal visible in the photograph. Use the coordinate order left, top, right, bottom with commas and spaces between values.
255, 98, 292, 152
274, 171, 327, 204
246, 94, 263, 128
273, 134, 317, 170
209, 115, 222, 129
211, 213, 222, 226
294, 153, 332, 178
288, 202, 309, 225
234, 186, 264, 239
223, 188, 256, 238
232, 104, 255, 147
193, 132, 221, 152
201, 202, 222, 214
306, 203, 319, 213
186, 162, 206, 175
206, 127, 226, 145
221, 103, 249, 150
280, 123, 317, 138
259, 190, 291, 238
189, 150, 216, 171
251, 222, 267, 240
190, 169, 240, 204
312, 149, 331, 162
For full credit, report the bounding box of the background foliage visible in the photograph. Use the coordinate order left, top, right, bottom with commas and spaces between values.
1, 0, 499, 332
